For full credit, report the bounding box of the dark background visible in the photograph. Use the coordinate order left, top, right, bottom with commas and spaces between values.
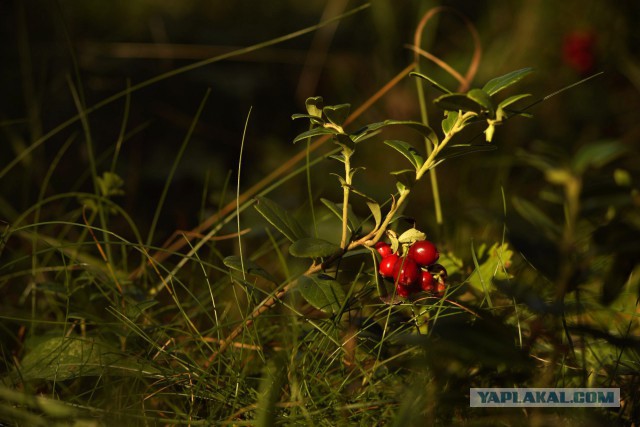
2, 0, 639, 244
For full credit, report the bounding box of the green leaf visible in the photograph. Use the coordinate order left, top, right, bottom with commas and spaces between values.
434, 93, 485, 114
293, 126, 338, 143
409, 71, 452, 94
384, 140, 424, 170
467, 243, 513, 294
366, 201, 382, 230
346, 187, 381, 229
330, 173, 347, 187
289, 237, 340, 258
347, 184, 370, 200
342, 248, 371, 259
390, 169, 416, 190
496, 93, 532, 121
386, 229, 399, 254
254, 196, 307, 243
97, 171, 125, 197
0, 385, 80, 418
398, 227, 426, 245
571, 140, 627, 174
19, 336, 160, 381
544, 167, 574, 185
223, 255, 277, 282
291, 113, 324, 125
305, 96, 323, 117
360, 120, 438, 146
323, 103, 350, 127
614, 169, 632, 186
470, 242, 493, 307
512, 197, 561, 237
348, 166, 365, 181
395, 181, 408, 195
441, 110, 459, 134
438, 251, 463, 277
497, 93, 532, 110
292, 113, 316, 120
517, 150, 557, 173
351, 127, 382, 143
467, 88, 495, 117
328, 153, 346, 164
435, 144, 497, 161
482, 67, 534, 96
298, 274, 346, 314
320, 198, 358, 232
400, 121, 439, 147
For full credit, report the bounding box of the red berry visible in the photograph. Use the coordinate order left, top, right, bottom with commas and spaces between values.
375, 242, 392, 258
408, 241, 439, 267
395, 283, 412, 298
420, 270, 436, 293
395, 280, 421, 298
392, 256, 420, 286
379, 254, 398, 278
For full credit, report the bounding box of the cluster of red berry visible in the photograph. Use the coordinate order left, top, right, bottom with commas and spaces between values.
376, 240, 447, 298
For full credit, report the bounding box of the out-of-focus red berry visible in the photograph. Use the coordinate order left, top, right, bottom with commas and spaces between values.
562, 31, 596, 75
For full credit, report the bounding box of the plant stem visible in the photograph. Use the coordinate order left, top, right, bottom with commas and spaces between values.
340, 151, 351, 249
369, 190, 411, 244
416, 112, 469, 179
368, 111, 473, 245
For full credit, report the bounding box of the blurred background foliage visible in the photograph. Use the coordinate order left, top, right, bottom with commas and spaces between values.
1, 0, 638, 242
1, 0, 640, 424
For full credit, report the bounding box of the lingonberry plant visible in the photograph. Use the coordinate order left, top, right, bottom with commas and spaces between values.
218, 68, 534, 356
